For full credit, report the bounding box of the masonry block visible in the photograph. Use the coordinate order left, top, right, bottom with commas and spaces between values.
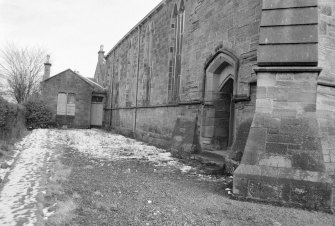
261, 8, 318, 26
234, 165, 333, 212
262, 0, 317, 9
235, 68, 333, 211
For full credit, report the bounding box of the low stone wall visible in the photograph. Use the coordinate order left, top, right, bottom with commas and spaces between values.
111, 105, 201, 151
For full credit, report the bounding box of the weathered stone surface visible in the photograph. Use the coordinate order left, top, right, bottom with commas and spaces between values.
258, 44, 318, 66
99, 0, 262, 153
171, 115, 198, 153
260, 25, 318, 44
234, 68, 333, 210
91, 0, 335, 211
262, 0, 317, 10
261, 8, 318, 26
318, 1, 335, 85
259, 2, 318, 67
234, 165, 333, 212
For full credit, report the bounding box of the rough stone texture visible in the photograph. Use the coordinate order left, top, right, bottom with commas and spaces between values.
234, 70, 333, 211
92, 0, 335, 211
317, 86, 335, 173
41, 70, 96, 128
258, 3, 318, 66
318, 0, 335, 84
317, 1, 335, 174
234, 165, 333, 211
262, 0, 317, 9
98, 0, 262, 154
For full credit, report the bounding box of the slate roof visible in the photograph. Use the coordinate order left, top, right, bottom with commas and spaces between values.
42, 69, 106, 93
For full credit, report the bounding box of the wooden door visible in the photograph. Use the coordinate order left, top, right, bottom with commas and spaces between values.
90, 103, 103, 126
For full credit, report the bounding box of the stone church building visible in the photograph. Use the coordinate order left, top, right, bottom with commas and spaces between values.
94, 0, 335, 211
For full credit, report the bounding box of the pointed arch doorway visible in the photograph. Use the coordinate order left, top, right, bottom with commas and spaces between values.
201, 51, 239, 151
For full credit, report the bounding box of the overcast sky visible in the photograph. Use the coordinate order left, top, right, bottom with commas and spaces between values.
0, 0, 162, 77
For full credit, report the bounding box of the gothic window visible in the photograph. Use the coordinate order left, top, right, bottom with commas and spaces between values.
168, 0, 185, 103
143, 22, 154, 105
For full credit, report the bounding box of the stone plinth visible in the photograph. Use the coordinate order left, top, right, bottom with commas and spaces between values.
233, 67, 333, 212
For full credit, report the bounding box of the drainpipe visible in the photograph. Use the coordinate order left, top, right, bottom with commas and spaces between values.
133, 25, 141, 136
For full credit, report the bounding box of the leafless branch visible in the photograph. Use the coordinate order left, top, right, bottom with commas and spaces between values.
0, 43, 46, 103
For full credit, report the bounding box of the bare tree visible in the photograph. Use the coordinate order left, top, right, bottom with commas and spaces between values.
0, 43, 46, 103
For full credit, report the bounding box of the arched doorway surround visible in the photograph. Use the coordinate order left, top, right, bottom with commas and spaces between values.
201, 51, 239, 151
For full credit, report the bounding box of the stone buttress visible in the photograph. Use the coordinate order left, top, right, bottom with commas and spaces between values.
233, 0, 334, 211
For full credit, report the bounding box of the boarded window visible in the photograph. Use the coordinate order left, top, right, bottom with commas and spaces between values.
66, 93, 76, 116
57, 93, 67, 115
57, 93, 76, 116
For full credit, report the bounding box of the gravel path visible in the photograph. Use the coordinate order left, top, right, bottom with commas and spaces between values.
0, 129, 335, 226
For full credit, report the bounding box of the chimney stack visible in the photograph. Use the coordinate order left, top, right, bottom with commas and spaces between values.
43, 55, 51, 80
98, 45, 105, 63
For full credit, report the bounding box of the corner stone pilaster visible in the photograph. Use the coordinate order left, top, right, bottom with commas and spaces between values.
233, 67, 333, 211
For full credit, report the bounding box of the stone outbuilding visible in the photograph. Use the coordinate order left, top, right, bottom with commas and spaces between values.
41, 58, 106, 128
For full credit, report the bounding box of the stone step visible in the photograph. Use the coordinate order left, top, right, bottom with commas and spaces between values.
192, 150, 239, 175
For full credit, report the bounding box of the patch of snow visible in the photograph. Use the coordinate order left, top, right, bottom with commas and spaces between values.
43, 203, 57, 220
0, 129, 61, 225
180, 165, 192, 173
0, 128, 223, 225
66, 129, 194, 173
0, 149, 20, 182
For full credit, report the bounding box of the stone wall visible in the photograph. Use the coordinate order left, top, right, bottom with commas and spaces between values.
234, 0, 334, 211
101, 0, 262, 152
41, 70, 93, 128
318, 0, 335, 174
319, 0, 335, 83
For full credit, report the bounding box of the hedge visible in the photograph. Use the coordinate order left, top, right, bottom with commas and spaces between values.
0, 97, 26, 141
24, 99, 54, 129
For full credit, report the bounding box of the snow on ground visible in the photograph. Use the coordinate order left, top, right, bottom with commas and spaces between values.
0, 157, 17, 183
0, 129, 62, 226
66, 129, 193, 171
0, 128, 199, 225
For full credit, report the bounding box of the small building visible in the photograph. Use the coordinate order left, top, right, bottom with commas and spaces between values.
41, 57, 106, 128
